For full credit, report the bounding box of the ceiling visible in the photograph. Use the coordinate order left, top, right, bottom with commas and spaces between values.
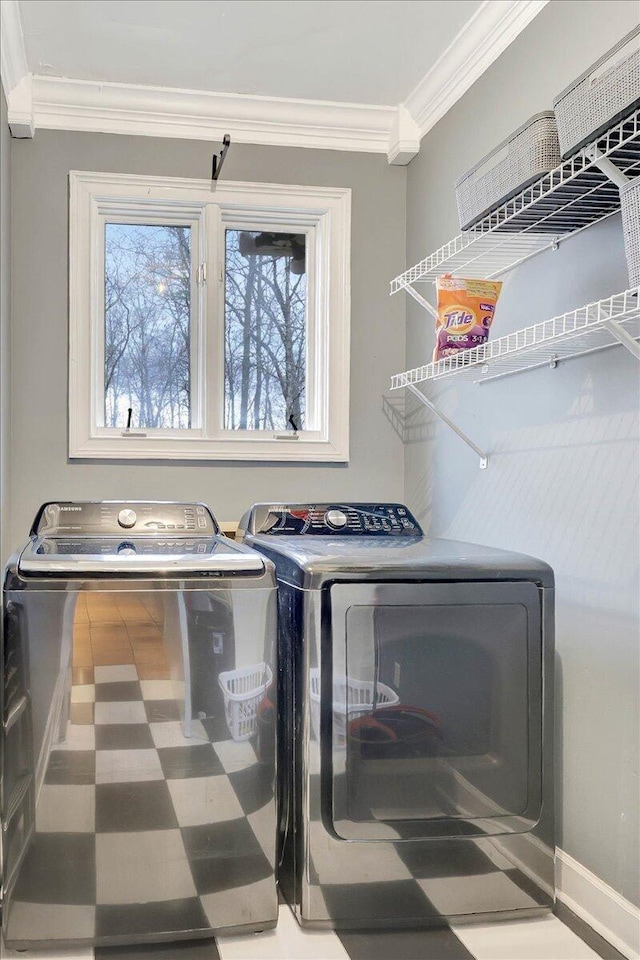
19, 0, 481, 105
2, 0, 549, 159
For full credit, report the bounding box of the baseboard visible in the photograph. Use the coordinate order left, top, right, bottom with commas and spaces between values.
556, 849, 640, 960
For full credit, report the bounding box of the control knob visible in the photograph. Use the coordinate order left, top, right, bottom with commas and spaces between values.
118, 508, 137, 529
325, 509, 347, 530
117, 541, 136, 555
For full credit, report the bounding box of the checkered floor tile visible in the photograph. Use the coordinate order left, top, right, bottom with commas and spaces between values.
1, 664, 621, 960
4, 664, 276, 950
1, 904, 618, 960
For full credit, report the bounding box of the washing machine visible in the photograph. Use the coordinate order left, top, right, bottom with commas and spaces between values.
1, 501, 278, 950
239, 502, 555, 929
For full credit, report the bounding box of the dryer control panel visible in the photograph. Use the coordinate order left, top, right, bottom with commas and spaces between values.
249, 503, 422, 536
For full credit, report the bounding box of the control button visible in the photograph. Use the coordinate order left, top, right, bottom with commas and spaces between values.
325, 509, 347, 529
197, 517, 207, 528
197, 542, 206, 553
197, 506, 205, 515
118, 509, 137, 529
117, 542, 136, 555
166, 524, 175, 529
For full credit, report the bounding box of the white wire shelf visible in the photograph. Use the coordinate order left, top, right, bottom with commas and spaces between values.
391, 289, 640, 390
391, 110, 640, 292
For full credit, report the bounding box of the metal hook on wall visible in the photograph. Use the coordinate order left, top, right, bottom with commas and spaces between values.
212, 134, 231, 181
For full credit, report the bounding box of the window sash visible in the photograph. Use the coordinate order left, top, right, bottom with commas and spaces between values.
95, 212, 204, 435
214, 215, 319, 439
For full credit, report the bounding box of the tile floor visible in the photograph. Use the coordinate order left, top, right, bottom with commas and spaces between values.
2, 593, 626, 960
1, 903, 624, 960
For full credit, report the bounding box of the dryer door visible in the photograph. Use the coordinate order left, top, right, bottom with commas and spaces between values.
326, 580, 543, 841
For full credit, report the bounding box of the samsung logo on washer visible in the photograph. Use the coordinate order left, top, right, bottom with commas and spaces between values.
59, 506, 83, 511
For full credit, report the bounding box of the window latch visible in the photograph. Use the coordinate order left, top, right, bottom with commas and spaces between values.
121, 407, 147, 437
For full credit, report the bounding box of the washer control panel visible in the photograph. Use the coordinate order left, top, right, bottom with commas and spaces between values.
35, 538, 219, 556
252, 503, 421, 536
32, 502, 218, 537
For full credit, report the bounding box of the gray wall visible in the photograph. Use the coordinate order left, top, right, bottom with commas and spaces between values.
8, 132, 407, 553
405, 0, 639, 904
1, 85, 11, 564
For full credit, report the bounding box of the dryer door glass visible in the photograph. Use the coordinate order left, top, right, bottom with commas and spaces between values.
327, 581, 542, 842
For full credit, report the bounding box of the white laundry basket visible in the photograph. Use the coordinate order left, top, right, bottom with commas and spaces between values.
309, 668, 399, 747
219, 662, 273, 742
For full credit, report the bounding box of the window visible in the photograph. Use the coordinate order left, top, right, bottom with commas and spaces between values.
69, 172, 350, 461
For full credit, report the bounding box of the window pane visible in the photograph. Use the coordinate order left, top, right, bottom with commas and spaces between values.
224, 229, 307, 431
104, 223, 192, 429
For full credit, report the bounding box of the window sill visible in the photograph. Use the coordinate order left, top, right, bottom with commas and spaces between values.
69, 435, 349, 462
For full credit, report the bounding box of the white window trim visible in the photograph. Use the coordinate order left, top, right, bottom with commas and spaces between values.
69, 171, 351, 462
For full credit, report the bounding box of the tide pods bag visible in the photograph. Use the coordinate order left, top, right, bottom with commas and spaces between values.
434, 274, 502, 362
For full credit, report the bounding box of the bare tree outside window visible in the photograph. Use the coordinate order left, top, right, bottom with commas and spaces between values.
224, 229, 307, 431
104, 223, 192, 429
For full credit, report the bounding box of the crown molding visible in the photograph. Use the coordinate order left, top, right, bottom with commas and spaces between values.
0, 0, 28, 95
0, 0, 34, 136
5, 74, 34, 137
4, 0, 548, 154
387, 106, 421, 166
404, 0, 549, 139
31, 75, 397, 154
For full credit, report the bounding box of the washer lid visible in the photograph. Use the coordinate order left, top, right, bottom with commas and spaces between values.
17, 536, 265, 578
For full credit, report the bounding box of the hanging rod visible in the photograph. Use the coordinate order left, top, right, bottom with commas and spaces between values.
212, 134, 231, 181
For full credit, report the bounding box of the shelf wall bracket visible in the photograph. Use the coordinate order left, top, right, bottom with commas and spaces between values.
404, 283, 439, 320
604, 318, 640, 358
406, 383, 488, 469
585, 145, 631, 189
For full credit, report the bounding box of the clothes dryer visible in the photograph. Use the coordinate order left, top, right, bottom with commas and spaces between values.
240, 502, 554, 929
2, 501, 278, 949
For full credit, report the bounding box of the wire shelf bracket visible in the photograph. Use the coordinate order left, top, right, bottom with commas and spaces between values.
406, 383, 488, 470
603, 316, 640, 358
